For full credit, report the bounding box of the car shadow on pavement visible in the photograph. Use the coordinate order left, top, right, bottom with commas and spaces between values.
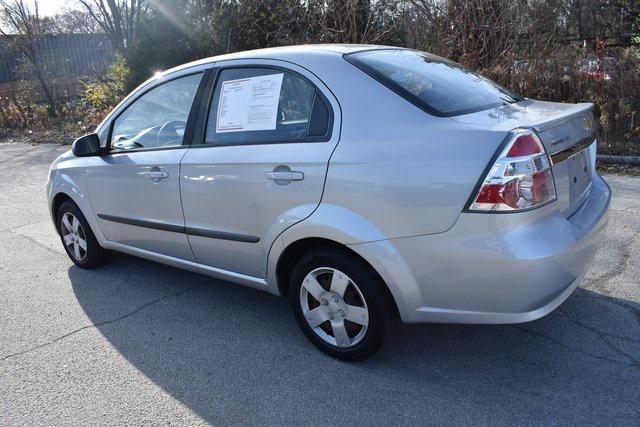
68, 252, 640, 425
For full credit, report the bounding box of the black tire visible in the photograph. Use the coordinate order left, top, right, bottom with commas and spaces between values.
57, 200, 111, 269
289, 247, 398, 361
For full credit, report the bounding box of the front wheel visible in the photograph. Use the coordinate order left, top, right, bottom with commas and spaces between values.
57, 200, 111, 269
289, 248, 397, 361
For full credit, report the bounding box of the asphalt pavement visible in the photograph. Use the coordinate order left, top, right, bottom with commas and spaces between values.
0, 142, 638, 425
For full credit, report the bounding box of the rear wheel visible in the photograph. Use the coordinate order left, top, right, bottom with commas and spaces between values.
57, 200, 110, 269
289, 248, 397, 361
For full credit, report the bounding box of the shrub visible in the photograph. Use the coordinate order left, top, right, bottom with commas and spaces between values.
82, 55, 130, 114
483, 47, 640, 155
0, 98, 28, 129
0, 56, 131, 140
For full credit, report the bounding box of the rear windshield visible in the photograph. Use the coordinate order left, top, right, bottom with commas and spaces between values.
346, 49, 522, 117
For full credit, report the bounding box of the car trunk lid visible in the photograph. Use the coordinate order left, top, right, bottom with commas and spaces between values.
452, 99, 597, 217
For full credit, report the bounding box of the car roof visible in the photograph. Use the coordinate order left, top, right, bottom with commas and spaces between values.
161, 44, 402, 76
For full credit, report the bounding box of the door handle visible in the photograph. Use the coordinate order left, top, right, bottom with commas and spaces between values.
265, 171, 304, 182
145, 169, 169, 181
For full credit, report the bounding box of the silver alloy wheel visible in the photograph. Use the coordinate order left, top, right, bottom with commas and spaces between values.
300, 267, 369, 348
61, 212, 87, 262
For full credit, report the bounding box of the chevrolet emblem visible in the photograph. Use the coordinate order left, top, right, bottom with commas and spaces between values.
584, 116, 594, 131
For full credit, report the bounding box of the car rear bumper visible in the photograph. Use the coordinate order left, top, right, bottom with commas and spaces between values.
349, 173, 611, 324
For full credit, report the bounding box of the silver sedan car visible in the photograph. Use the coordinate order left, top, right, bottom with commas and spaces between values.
47, 45, 610, 360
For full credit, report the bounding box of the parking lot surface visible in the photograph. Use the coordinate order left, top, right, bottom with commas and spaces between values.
0, 143, 638, 425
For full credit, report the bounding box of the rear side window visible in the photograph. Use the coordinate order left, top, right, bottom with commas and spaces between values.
346, 49, 522, 117
205, 67, 331, 145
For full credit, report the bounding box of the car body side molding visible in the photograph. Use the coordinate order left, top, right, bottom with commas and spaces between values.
97, 213, 260, 243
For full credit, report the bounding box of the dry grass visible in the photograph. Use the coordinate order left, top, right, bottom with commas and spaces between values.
0, 96, 102, 142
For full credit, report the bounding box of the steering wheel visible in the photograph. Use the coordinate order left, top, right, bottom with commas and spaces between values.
157, 120, 186, 146
113, 135, 143, 149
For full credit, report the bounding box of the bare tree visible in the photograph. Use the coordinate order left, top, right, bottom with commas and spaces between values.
0, 0, 57, 117
77, 0, 146, 54
52, 9, 104, 34
563, 0, 640, 48
313, 0, 403, 44
407, 0, 537, 69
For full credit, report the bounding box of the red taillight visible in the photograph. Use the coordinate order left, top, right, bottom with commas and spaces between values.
531, 170, 554, 204
474, 179, 520, 209
469, 130, 556, 212
475, 183, 501, 204
506, 134, 543, 157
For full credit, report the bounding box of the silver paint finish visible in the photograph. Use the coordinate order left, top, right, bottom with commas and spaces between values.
180, 59, 341, 278
102, 240, 269, 291
348, 173, 610, 323
47, 45, 610, 325
85, 149, 195, 261
47, 149, 107, 245
309, 55, 506, 239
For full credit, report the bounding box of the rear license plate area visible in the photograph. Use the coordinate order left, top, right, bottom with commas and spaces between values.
567, 148, 592, 204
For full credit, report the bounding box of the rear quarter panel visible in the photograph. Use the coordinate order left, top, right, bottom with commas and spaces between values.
312, 57, 508, 241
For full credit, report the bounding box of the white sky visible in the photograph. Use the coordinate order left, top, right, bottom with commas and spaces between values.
34, 0, 80, 17
0, 0, 79, 32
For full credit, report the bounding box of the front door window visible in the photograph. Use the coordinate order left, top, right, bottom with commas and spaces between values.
110, 73, 203, 151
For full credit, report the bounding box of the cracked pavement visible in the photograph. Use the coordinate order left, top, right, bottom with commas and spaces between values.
0, 143, 639, 425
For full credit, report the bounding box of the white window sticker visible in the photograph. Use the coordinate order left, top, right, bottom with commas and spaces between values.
216, 73, 284, 133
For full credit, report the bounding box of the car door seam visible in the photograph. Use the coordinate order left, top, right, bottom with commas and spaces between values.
263, 83, 344, 280
178, 146, 200, 262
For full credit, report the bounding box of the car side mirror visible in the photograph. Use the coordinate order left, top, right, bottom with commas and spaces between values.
72, 133, 103, 157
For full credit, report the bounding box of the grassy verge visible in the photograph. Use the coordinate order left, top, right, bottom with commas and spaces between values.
0, 126, 84, 146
